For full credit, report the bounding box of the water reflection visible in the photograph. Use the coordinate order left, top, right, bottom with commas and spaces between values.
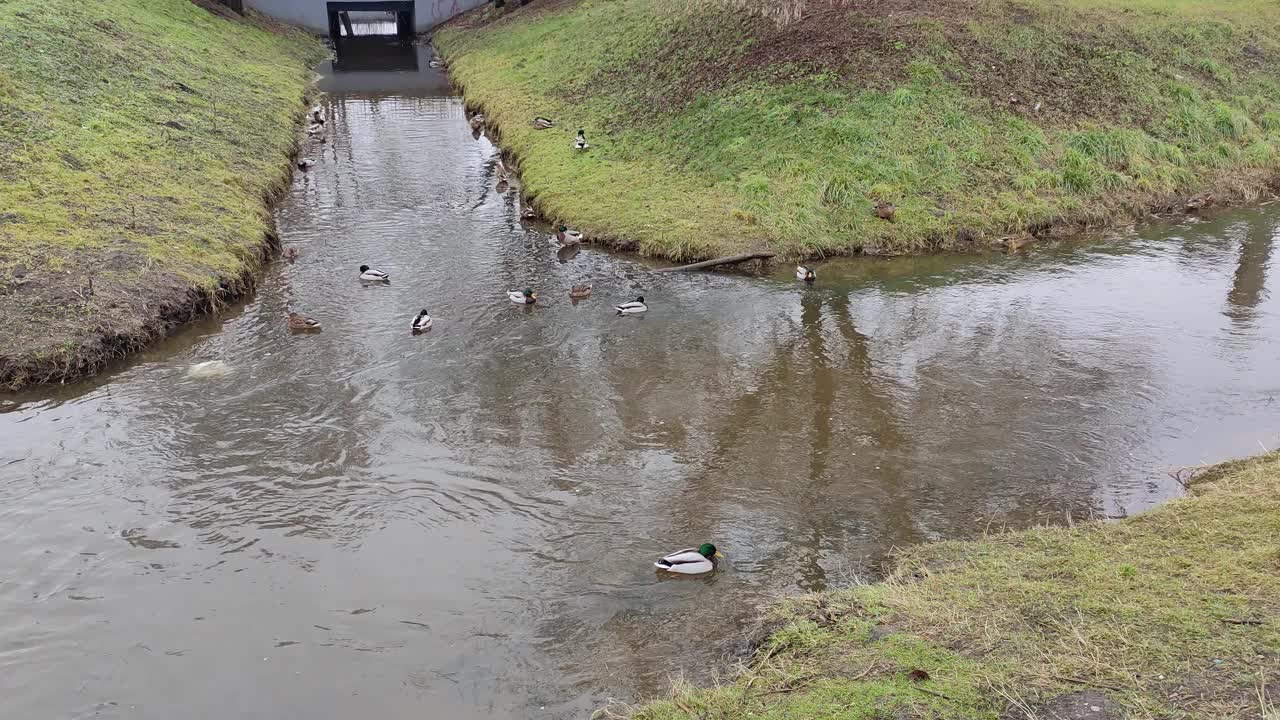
1, 43, 1279, 720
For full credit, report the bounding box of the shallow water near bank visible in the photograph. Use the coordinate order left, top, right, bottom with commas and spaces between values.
2, 42, 1280, 719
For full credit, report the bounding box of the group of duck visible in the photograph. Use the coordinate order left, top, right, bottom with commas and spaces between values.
283, 261, 649, 335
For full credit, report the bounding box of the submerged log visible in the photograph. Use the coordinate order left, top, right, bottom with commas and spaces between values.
654, 251, 776, 273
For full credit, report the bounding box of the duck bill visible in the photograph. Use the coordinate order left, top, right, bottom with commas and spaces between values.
714, 551, 725, 558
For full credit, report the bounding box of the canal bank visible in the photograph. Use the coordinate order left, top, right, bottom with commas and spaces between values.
1, 28, 1279, 716
626, 452, 1280, 719
434, 0, 1280, 261
0, 0, 324, 388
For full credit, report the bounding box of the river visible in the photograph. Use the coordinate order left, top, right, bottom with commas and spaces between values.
2, 41, 1279, 719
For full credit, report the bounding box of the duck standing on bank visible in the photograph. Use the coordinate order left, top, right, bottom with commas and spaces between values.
654, 544, 723, 575
359, 265, 390, 283
311, 109, 325, 126
573, 128, 589, 150
796, 265, 816, 283
615, 296, 647, 315
508, 288, 537, 305
411, 309, 432, 333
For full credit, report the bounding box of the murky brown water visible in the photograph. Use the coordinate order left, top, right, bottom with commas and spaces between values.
3, 42, 1280, 719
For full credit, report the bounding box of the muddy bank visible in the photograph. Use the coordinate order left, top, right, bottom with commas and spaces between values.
0, 0, 325, 389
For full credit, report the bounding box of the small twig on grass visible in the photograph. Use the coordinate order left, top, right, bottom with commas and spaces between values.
1052, 675, 1127, 692
1223, 618, 1264, 626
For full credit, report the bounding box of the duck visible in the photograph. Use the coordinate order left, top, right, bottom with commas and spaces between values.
532, 116, 554, 129
186, 360, 231, 379
555, 225, 583, 246
796, 265, 816, 283
428, 58, 442, 68
615, 296, 647, 315
359, 264, 390, 283
875, 201, 897, 221
469, 114, 485, 131
306, 123, 324, 135
297, 158, 314, 170
496, 178, 510, 194
310, 109, 325, 126
569, 284, 592, 299
287, 311, 321, 332
654, 543, 723, 575
521, 205, 537, 220
282, 246, 300, 262
573, 128, 589, 150
508, 288, 537, 304
411, 309, 433, 333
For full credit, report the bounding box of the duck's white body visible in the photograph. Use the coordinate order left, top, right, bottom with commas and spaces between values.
557, 229, 583, 245
654, 548, 715, 575
796, 266, 816, 282
508, 290, 536, 305
360, 266, 390, 283
186, 360, 231, 379
411, 311, 432, 332
573, 131, 589, 150
616, 297, 647, 315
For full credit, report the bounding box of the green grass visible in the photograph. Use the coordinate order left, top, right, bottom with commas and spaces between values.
618, 453, 1280, 719
436, 0, 1280, 260
0, 0, 323, 386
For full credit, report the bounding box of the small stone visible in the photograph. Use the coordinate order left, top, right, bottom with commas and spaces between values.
1090, 706, 1101, 712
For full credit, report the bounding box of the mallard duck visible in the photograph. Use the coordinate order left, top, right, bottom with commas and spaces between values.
411, 309, 432, 333
297, 158, 314, 170
556, 225, 583, 246
796, 265, 816, 283
654, 543, 723, 575
469, 114, 485, 131
496, 178, 510, 193
521, 205, 537, 220
282, 246, 300, 262
359, 264, 390, 282
287, 311, 321, 332
508, 288, 537, 304
573, 128, 589, 150
532, 116, 554, 129
616, 296, 647, 314
569, 284, 592, 299
428, 58, 442, 68
876, 202, 896, 221
311, 109, 324, 126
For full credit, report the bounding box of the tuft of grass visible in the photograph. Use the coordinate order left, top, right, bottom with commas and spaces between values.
0, 0, 324, 386
627, 452, 1280, 719
437, 0, 1280, 260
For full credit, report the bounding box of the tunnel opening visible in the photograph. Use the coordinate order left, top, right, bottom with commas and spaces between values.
327, 1, 415, 40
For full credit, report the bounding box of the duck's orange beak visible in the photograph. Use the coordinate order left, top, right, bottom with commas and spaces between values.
714, 551, 725, 558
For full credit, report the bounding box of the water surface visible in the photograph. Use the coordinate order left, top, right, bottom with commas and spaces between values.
2, 43, 1279, 719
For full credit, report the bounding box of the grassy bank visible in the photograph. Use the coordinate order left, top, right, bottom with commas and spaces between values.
620, 453, 1280, 719
436, 0, 1280, 260
0, 0, 324, 388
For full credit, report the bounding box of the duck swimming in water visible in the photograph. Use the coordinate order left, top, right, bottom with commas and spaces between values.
411, 309, 432, 333
359, 265, 390, 283
796, 266, 816, 283
615, 296, 647, 315
287, 311, 321, 333
654, 544, 723, 575
508, 288, 537, 304
556, 225, 583, 246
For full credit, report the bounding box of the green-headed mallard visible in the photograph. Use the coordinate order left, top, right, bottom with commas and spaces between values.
654, 543, 723, 575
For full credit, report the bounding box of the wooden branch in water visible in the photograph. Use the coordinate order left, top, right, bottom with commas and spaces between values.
654, 251, 776, 273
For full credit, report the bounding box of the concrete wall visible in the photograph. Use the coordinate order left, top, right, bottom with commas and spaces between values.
244, 0, 486, 33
